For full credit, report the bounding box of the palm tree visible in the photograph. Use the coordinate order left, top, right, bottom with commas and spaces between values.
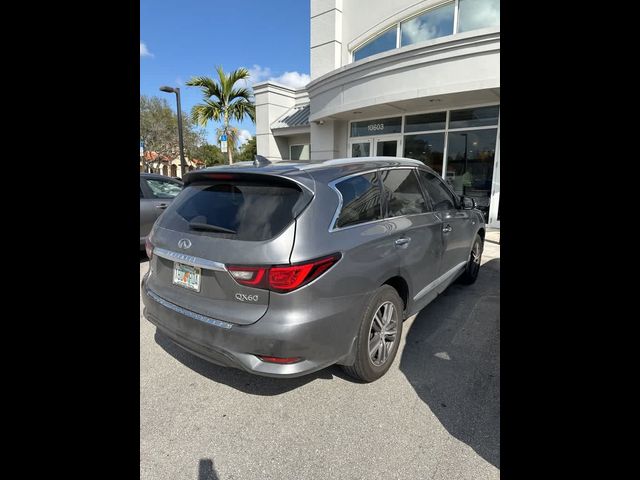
186, 66, 255, 165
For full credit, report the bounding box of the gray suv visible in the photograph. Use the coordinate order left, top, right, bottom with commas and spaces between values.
141, 157, 485, 382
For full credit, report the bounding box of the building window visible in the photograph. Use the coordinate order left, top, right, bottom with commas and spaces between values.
353, 27, 398, 62
449, 105, 500, 129
350, 117, 402, 137
457, 0, 500, 33
405, 111, 447, 133
351, 0, 500, 63
290, 144, 310, 161
445, 128, 497, 220
400, 2, 455, 47
403, 133, 445, 174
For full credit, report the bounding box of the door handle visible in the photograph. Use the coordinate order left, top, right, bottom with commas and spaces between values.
155, 204, 168, 209
442, 224, 452, 233
395, 237, 411, 248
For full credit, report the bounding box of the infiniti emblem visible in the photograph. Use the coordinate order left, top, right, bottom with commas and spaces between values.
178, 238, 192, 250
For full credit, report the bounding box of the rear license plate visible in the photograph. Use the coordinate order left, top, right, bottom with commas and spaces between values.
172, 262, 201, 292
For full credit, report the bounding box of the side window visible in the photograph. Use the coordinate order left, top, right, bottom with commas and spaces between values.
418, 170, 457, 212
335, 172, 382, 228
145, 179, 182, 199
380, 169, 429, 217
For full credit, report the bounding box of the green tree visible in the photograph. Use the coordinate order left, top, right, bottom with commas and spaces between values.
140, 95, 205, 172
186, 66, 255, 165
191, 144, 226, 167
236, 136, 257, 162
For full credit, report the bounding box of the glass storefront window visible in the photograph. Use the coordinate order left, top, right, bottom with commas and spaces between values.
403, 132, 445, 174
290, 144, 309, 161
401, 2, 455, 47
405, 111, 447, 133
449, 106, 499, 129
445, 128, 497, 220
457, 0, 500, 33
351, 142, 371, 157
353, 28, 398, 62
350, 117, 402, 137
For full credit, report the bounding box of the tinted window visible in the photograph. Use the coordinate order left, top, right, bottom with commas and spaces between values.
458, 0, 500, 33
403, 132, 445, 174
400, 2, 455, 47
353, 28, 397, 62
404, 112, 447, 133
145, 179, 182, 199
418, 170, 457, 212
350, 117, 402, 137
335, 172, 381, 228
449, 106, 499, 129
166, 178, 306, 241
381, 169, 429, 217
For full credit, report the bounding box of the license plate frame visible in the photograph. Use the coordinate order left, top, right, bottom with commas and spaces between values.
172, 262, 201, 292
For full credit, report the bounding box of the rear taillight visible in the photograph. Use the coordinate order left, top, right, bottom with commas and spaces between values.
227, 253, 341, 293
145, 237, 154, 259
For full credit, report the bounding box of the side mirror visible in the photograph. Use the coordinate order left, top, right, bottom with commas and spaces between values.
461, 196, 476, 210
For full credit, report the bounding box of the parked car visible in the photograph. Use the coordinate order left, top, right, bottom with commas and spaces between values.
140, 173, 183, 250
141, 157, 485, 382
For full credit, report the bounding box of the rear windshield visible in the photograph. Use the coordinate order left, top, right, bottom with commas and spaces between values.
163, 178, 307, 241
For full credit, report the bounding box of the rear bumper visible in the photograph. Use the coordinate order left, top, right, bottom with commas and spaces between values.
141, 273, 367, 378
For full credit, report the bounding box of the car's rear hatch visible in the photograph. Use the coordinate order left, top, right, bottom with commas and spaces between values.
146, 169, 314, 325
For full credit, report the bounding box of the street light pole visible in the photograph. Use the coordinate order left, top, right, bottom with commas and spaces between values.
160, 86, 187, 178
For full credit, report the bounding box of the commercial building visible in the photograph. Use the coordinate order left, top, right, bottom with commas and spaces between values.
255, 0, 500, 226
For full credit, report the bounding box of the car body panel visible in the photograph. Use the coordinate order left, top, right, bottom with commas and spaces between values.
142, 157, 486, 377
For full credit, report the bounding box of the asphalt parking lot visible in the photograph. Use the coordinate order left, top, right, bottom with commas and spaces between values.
140, 242, 500, 480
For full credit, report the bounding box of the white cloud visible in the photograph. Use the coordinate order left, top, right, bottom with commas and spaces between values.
246, 64, 310, 90
237, 129, 253, 147
140, 42, 153, 58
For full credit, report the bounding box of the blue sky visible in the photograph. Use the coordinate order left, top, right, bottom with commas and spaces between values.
140, 0, 310, 145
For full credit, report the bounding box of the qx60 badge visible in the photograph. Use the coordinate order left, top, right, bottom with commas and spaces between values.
178, 238, 192, 249
235, 293, 259, 302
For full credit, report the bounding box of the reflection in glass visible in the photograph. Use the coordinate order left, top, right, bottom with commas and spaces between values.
401, 2, 455, 47
290, 144, 310, 161
351, 117, 402, 137
335, 173, 381, 228
351, 142, 371, 157
445, 129, 497, 220
376, 140, 397, 156
353, 28, 398, 62
449, 106, 499, 129
458, 0, 500, 33
381, 169, 429, 217
405, 111, 447, 132
403, 132, 445, 175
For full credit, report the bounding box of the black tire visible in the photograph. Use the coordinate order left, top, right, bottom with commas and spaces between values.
458, 234, 483, 285
342, 285, 404, 382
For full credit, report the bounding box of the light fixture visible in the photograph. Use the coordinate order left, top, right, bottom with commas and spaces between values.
353, 111, 362, 114
429, 98, 441, 103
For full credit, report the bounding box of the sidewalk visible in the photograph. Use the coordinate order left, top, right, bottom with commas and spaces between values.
486, 227, 500, 245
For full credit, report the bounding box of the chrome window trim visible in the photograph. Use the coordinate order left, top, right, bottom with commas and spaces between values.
153, 247, 227, 272
146, 289, 233, 330
328, 166, 435, 232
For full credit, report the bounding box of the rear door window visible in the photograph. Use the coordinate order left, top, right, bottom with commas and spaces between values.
417, 170, 458, 211
164, 176, 308, 241
380, 168, 430, 217
334, 172, 382, 229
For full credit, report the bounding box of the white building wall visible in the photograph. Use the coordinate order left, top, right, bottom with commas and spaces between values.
254, 82, 307, 161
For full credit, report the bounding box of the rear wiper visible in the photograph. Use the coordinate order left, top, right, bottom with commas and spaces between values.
188, 221, 237, 234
